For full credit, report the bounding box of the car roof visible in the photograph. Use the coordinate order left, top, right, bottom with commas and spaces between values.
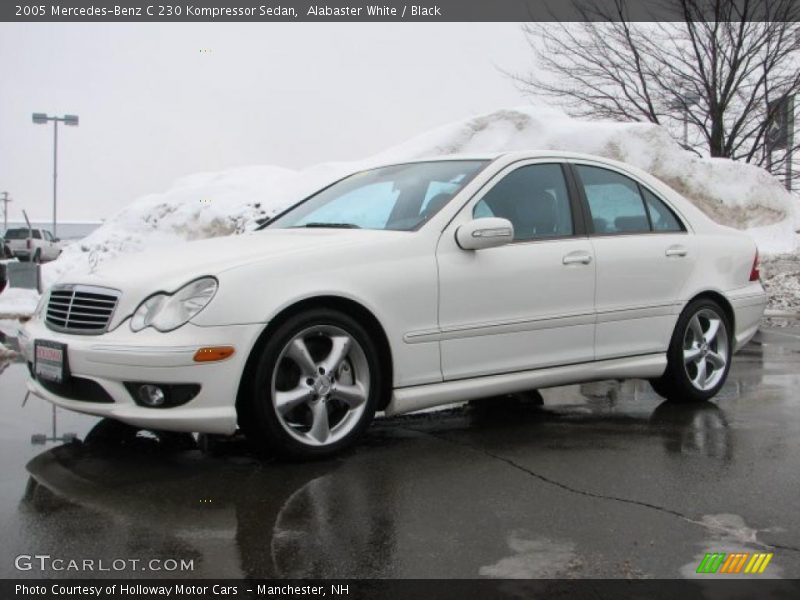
370, 150, 632, 168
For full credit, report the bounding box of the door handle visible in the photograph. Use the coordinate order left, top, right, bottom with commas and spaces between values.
562, 252, 593, 265
665, 245, 688, 257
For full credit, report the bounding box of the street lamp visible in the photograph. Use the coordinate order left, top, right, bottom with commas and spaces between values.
669, 92, 701, 149
0, 191, 10, 231
32, 113, 79, 238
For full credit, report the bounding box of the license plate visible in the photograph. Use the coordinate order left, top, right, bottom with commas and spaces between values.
34, 340, 68, 383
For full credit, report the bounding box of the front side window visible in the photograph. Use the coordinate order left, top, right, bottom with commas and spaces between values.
577, 165, 650, 234
267, 160, 487, 231
473, 164, 574, 241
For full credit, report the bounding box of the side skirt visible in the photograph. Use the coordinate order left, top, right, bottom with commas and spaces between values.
385, 354, 667, 416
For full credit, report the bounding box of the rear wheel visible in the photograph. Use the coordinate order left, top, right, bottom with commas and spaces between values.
32, 249, 42, 264
240, 308, 382, 459
650, 298, 732, 403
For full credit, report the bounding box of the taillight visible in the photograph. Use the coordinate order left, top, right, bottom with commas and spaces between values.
749, 249, 760, 282
26, 238, 31, 249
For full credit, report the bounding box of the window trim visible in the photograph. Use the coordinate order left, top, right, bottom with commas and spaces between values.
567, 162, 688, 238
467, 161, 587, 245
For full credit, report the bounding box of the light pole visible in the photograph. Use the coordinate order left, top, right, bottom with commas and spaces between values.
669, 93, 701, 149
0, 191, 10, 231
32, 113, 79, 238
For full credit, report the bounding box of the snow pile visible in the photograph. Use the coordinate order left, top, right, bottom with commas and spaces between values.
40, 106, 800, 289
0, 341, 16, 360
376, 108, 797, 234
761, 254, 800, 315
0, 287, 40, 318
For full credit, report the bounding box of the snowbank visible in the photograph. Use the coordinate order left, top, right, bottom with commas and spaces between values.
0, 287, 40, 318
0, 341, 16, 360
40, 106, 800, 289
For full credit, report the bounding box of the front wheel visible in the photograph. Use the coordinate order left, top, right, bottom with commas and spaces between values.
650, 298, 732, 403
240, 309, 382, 459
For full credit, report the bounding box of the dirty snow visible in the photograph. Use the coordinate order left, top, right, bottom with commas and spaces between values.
479, 531, 579, 578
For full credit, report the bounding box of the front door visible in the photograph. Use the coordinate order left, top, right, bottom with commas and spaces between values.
436, 162, 596, 380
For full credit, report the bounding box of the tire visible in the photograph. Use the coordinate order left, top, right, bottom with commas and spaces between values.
650, 298, 732, 403
32, 249, 42, 264
239, 308, 382, 459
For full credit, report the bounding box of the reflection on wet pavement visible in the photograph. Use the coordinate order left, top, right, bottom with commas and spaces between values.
0, 327, 799, 579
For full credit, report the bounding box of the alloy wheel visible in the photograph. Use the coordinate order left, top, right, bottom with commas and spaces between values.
270, 325, 370, 447
682, 308, 729, 392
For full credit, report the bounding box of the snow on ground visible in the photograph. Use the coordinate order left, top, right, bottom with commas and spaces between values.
0, 287, 39, 318
761, 253, 800, 317
1, 105, 798, 316
0, 341, 16, 360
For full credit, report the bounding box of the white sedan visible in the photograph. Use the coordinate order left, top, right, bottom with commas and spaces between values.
20, 151, 767, 458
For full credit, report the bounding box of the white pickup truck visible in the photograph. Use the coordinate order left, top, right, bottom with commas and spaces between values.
3, 228, 63, 263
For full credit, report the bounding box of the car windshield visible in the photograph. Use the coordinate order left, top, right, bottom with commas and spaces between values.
3, 229, 30, 240
266, 160, 488, 231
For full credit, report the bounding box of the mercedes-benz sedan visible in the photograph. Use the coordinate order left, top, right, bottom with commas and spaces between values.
20, 152, 767, 458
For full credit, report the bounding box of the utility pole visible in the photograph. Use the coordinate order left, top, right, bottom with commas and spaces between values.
0, 192, 10, 231
786, 96, 795, 193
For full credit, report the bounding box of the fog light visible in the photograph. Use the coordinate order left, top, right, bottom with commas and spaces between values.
138, 384, 166, 407
125, 382, 201, 408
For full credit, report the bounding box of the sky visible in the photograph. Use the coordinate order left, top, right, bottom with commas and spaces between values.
0, 23, 532, 223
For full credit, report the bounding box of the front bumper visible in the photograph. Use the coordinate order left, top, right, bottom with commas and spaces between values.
20, 317, 265, 435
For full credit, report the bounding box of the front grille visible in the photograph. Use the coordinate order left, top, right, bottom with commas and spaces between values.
45, 284, 121, 335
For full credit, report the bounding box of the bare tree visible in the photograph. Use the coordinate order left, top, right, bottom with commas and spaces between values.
512, 0, 800, 183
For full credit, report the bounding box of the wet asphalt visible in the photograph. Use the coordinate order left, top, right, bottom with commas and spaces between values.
0, 326, 799, 580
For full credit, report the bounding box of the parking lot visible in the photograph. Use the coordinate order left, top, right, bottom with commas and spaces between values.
0, 325, 799, 579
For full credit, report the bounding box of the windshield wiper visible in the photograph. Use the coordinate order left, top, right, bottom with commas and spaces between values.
296, 222, 361, 229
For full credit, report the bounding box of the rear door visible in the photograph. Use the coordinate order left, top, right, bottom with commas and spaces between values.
436, 161, 596, 380
571, 162, 694, 360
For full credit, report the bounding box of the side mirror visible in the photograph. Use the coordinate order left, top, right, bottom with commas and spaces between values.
455, 218, 514, 251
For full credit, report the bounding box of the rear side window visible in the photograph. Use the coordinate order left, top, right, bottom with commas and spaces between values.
642, 187, 685, 232
576, 165, 650, 234
473, 164, 574, 241
31, 230, 42, 239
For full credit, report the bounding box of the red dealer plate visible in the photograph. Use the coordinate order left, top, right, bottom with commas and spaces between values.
34, 340, 68, 383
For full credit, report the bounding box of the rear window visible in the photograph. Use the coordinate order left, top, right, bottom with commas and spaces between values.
3, 229, 30, 240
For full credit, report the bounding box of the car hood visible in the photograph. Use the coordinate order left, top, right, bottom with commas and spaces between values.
72, 228, 409, 291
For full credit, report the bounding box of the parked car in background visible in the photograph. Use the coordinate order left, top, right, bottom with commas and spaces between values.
19, 152, 766, 458
3, 228, 62, 263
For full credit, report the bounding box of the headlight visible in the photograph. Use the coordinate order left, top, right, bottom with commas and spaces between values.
130, 277, 218, 333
